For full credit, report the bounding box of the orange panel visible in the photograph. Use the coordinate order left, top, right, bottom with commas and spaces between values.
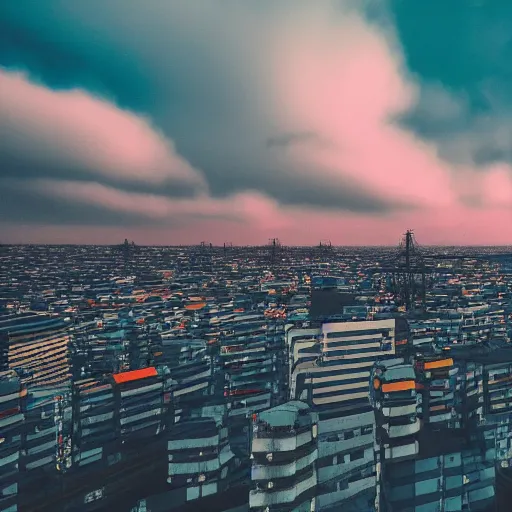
185, 302, 206, 310
113, 367, 157, 384
424, 358, 453, 370
381, 380, 415, 393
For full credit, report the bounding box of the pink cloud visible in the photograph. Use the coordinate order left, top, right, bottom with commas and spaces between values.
3, 3, 512, 246
3, 204, 511, 246
0, 70, 205, 189
270, 9, 456, 209
259, 3, 512, 244
482, 166, 512, 206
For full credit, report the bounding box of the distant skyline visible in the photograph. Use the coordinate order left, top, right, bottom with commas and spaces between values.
1, 1, 512, 245
3, 243, 512, 249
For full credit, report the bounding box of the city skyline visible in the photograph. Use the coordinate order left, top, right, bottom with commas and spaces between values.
2, 2, 512, 245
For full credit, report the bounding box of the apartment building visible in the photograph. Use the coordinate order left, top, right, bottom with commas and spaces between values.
288, 319, 396, 511
0, 370, 25, 512
249, 401, 318, 511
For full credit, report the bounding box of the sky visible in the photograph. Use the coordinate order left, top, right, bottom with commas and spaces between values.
1, 0, 512, 246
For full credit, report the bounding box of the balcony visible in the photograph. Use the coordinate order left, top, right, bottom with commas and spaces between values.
382, 403, 417, 417
428, 411, 453, 423
168, 434, 219, 450
251, 448, 318, 480
252, 430, 313, 453
384, 441, 419, 460
387, 418, 421, 438
253, 423, 312, 439
249, 471, 317, 507
168, 447, 234, 476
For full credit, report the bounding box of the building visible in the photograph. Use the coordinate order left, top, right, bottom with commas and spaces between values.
0, 312, 71, 388
0, 370, 25, 512
166, 405, 237, 508
288, 319, 396, 510
373, 351, 497, 511
249, 401, 318, 511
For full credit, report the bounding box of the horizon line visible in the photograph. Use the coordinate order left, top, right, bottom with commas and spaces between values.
3, 243, 512, 249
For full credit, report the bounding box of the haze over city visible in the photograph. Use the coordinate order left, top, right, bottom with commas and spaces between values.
1, 1, 512, 245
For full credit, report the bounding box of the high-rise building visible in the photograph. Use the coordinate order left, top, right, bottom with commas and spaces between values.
373, 351, 497, 511
151, 339, 213, 422
249, 401, 318, 511
289, 319, 396, 510
111, 366, 173, 441
166, 405, 236, 507
0, 370, 25, 512
71, 377, 117, 469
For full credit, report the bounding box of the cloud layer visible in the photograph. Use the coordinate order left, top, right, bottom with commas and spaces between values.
0, 71, 205, 189
1, 1, 512, 245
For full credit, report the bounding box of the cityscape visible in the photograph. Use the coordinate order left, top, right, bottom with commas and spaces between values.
3, 2, 512, 511
2, 233, 512, 511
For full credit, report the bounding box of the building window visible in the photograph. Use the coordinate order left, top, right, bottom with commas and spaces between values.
350, 450, 365, 462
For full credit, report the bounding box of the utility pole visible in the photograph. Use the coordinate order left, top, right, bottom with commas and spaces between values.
383, 230, 429, 312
